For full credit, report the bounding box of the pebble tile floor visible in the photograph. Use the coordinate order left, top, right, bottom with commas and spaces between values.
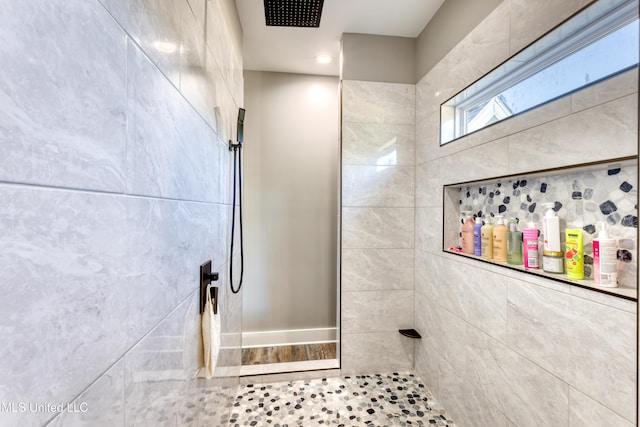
228, 372, 457, 426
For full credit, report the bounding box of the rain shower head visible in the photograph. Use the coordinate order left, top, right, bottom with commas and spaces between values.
263, 0, 325, 28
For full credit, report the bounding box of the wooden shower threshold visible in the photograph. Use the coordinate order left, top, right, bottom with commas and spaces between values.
242, 343, 336, 365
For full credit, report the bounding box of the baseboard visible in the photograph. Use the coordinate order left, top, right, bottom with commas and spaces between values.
242, 327, 337, 348
239, 359, 340, 376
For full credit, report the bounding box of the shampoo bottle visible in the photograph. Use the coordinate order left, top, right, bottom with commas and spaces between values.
541, 203, 561, 252
473, 216, 483, 257
565, 228, 584, 280
481, 216, 493, 260
507, 220, 523, 265
522, 227, 540, 269
492, 216, 507, 262
461, 212, 475, 254
593, 221, 618, 287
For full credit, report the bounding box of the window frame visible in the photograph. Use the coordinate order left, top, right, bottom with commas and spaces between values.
439, 0, 639, 146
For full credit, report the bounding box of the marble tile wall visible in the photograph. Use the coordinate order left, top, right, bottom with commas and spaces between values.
0, 0, 243, 426
341, 80, 416, 375
414, 0, 637, 426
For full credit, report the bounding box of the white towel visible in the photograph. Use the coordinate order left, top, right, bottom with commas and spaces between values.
202, 284, 220, 379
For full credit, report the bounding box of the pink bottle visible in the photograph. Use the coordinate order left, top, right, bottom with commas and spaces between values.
461, 212, 475, 254
523, 227, 539, 269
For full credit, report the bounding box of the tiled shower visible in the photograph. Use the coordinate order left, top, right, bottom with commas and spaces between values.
340, 1, 637, 426
0, 0, 637, 427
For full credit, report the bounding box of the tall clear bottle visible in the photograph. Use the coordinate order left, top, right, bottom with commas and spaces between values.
507, 219, 523, 265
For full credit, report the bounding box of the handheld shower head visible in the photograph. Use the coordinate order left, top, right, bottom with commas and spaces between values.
229, 107, 246, 294
237, 108, 245, 144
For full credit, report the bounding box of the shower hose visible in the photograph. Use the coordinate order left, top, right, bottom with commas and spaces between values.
230, 144, 244, 294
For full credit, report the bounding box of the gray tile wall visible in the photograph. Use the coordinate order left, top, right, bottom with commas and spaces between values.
414, 0, 637, 426
0, 0, 243, 426
340, 80, 416, 374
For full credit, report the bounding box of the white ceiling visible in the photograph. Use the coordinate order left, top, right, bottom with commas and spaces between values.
235, 0, 446, 76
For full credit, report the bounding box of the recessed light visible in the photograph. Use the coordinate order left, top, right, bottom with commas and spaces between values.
316, 55, 332, 64
153, 41, 178, 54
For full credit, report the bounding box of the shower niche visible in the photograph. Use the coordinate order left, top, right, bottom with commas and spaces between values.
442, 156, 638, 301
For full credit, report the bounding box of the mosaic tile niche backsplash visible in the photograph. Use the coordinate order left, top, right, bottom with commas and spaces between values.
457, 161, 638, 288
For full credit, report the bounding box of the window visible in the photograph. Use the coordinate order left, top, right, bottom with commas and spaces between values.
440, 0, 639, 145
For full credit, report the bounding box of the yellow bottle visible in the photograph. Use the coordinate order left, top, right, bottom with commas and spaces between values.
492, 216, 507, 262
565, 228, 584, 280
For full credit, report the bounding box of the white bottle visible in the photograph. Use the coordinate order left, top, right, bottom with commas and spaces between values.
593, 221, 618, 287
541, 203, 561, 252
